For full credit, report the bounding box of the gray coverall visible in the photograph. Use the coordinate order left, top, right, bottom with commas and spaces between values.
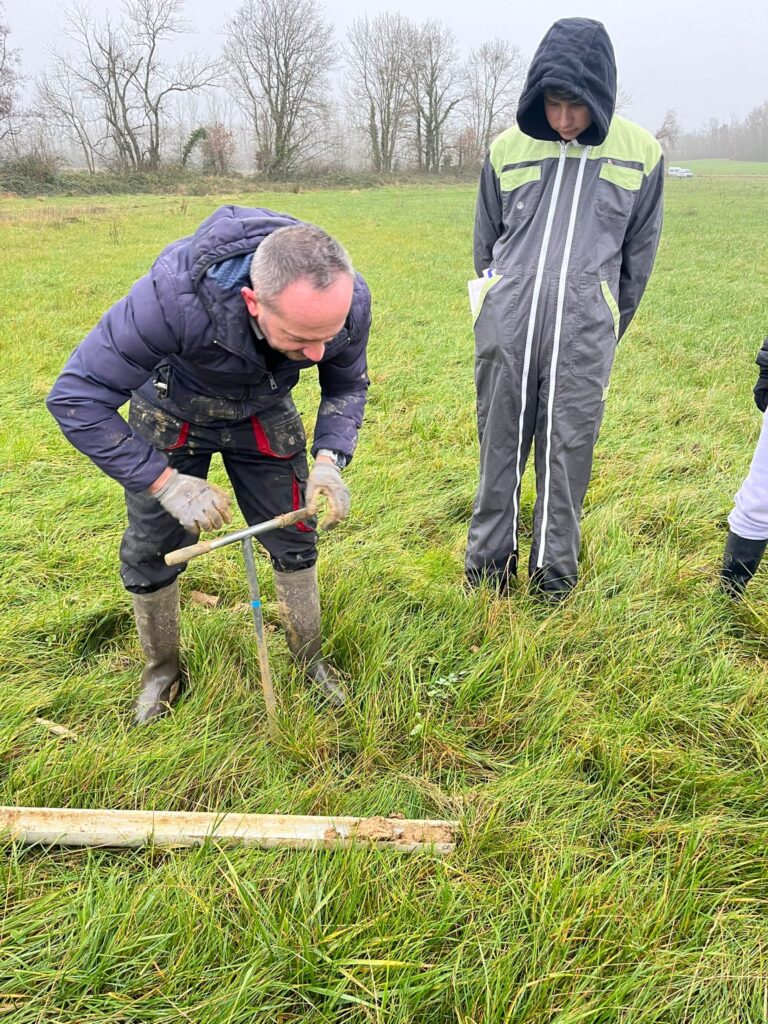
465, 18, 664, 597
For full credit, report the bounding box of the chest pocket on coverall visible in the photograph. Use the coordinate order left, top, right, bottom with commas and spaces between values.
499, 165, 541, 227
595, 162, 642, 223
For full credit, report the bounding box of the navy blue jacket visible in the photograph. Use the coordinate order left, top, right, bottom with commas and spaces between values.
47, 206, 371, 492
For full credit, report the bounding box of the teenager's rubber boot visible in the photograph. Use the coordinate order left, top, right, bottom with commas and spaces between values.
529, 565, 576, 605
132, 581, 182, 725
720, 531, 768, 599
273, 565, 347, 707
464, 552, 518, 594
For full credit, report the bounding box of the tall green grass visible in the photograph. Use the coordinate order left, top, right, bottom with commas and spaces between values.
1, 179, 768, 1021
674, 159, 768, 176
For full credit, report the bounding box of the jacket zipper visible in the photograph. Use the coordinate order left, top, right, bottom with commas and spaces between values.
511, 141, 569, 548
537, 143, 591, 569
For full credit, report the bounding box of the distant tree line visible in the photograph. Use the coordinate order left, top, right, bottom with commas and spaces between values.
674, 102, 768, 162
1, 0, 530, 179
4, 0, 764, 183
652, 103, 768, 164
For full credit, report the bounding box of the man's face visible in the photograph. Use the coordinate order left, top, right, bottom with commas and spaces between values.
241, 275, 354, 363
543, 94, 593, 141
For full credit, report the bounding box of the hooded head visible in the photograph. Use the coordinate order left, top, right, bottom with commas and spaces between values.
516, 18, 617, 146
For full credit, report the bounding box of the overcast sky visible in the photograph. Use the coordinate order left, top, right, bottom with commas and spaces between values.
8, 0, 768, 133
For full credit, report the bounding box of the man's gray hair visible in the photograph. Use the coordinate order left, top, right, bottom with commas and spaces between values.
250, 224, 354, 308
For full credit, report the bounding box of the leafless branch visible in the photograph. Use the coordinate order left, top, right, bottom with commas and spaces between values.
460, 38, 525, 165
406, 20, 463, 173
345, 13, 411, 173
223, 0, 334, 179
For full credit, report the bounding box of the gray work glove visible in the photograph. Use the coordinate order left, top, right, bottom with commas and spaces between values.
150, 470, 233, 534
306, 461, 350, 531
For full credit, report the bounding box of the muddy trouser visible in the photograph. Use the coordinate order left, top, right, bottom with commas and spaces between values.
120, 392, 317, 595
465, 274, 617, 594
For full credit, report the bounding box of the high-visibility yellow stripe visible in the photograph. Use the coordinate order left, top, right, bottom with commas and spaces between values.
499, 165, 541, 191
490, 115, 662, 178
592, 116, 663, 173
490, 129, 558, 175
600, 279, 621, 338
599, 162, 643, 191
472, 274, 503, 325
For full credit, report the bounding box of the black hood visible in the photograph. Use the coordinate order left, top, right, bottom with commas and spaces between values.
516, 18, 617, 146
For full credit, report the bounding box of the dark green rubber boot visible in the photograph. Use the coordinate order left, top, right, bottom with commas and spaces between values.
274, 566, 347, 707
132, 581, 182, 725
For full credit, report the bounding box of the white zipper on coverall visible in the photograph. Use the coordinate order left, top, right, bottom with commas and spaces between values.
537, 144, 590, 568
512, 143, 567, 548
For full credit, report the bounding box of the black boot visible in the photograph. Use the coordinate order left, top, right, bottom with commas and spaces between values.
132, 582, 182, 725
273, 566, 347, 707
720, 531, 768, 599
464, 552, 518, 594
529, 565, 576, 604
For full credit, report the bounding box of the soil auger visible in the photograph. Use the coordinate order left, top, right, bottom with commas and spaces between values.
164, 505, 314, 738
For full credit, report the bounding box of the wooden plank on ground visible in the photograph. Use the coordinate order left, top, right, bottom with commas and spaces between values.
0, 806, 458, 854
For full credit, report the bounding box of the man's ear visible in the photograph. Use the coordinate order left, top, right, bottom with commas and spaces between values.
241, 286, 259, 318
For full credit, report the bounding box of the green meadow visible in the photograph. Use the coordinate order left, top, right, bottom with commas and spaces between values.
679, 159, 768, 176
1, 166, 768, 1021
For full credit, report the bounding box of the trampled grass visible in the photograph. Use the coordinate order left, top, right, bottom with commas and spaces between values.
1, 176, 768, 1021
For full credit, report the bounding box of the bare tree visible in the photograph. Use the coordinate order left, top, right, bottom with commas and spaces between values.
35, 63, 105, 172
223, 0, 334, 180
0, 2, 22, 145
345, 13, 411, 174
462, 38, 525, 164
407, 20, 463, 173
128, 0, 220, 170
41, 0, 218, 172
655, 108, 680, 159
68, 6, 145, 170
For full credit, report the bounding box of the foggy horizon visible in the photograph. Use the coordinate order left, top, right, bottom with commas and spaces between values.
8, 0, 768, 135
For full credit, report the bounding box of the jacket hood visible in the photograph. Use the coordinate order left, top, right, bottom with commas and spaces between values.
516, 18, 616, 146
189, 205, 300, 284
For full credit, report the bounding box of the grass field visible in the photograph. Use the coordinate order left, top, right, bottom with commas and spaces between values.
675, 159, 768, 177
2, 172, 768, 1022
